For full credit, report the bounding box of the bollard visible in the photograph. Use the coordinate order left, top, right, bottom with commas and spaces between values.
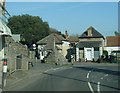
2, 58, 8, 88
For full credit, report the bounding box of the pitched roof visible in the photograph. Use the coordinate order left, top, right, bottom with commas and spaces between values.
78, 41, 102, 48
66, 35, 79, 43
79, 26, 104, 38
37, 33, 65, 45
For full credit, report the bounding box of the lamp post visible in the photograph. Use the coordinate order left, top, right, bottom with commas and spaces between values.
2, 40, 11, 88
6, 42, 11, 75
32, 43, 36, 59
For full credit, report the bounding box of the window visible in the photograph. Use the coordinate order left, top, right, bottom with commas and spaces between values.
94, 47, 99, 51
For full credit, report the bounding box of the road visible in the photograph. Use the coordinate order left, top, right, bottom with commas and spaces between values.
3, 62, 120, 92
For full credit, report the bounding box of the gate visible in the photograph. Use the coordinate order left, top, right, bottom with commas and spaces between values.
16, 55, 22, 69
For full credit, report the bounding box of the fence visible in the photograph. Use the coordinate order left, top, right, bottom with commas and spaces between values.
111, 51, 120, 63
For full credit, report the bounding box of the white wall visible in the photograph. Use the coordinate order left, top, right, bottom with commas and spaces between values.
0, 35, 3, 87
84, 47, 94, 61
0, 36, 3, 59
61, 41, 70, 57
104, 47, 120, 55
76, 47, 79, 61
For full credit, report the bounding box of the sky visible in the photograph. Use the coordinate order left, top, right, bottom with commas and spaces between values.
6, 1, 118, 36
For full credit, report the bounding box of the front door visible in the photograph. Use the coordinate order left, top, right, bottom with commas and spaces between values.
86, 48, 92, 61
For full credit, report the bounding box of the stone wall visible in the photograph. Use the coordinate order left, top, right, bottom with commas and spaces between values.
55, 48, 68, 65
46, 47, 67, 65
5, 36, 30, 74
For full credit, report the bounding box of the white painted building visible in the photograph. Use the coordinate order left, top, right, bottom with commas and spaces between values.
104, 36, 120, 55
0, 0, 11, 88
76, 26, 105, 62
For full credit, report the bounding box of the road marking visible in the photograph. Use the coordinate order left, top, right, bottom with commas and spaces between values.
100, 74, 108, 80
89, 71, 92, 73
105, 74, 108, 77
53, 68, 59, 70
87, 70, 92, 79
44, 67, 64, 72
44, 69, 53, 72
87, 73, 90, 78
97, 82, 100, 93
88, 82, 95, 93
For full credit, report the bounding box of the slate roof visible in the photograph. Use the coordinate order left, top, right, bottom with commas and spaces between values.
37, 33, 65, 45
66, 36, 79, 43
79, 26, 104, 39
78, 41, 102, 48
37, 33, 66, 51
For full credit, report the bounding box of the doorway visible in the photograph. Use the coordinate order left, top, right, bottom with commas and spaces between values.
86, 48, 92, 61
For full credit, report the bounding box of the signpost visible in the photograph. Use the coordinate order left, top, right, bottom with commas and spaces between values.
0, 36, 3, 92
0, 59, 2, 92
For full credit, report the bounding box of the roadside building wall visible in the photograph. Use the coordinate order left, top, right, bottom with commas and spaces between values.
0, 36, 3, 88
104, 36, 120, 55
77, 26, 105, 62
5, 36, 29, 73
104, 47, 120, 55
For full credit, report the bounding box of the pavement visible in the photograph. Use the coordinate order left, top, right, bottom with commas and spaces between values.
3, 60, 63, 91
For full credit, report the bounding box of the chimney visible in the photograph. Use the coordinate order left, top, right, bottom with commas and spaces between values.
88, 26, 93, 36
1, 0, 6, 15
65, 30, 68, 39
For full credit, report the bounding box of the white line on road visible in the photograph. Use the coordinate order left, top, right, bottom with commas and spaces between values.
44, 69, 53, 72
100, 74, 108, 79
87, 73, 90, 78
53, 67, 64, 71
105, 74, 108, 76
88, 82, 95, 93
97, 82, 100, 93
53, 68, 60, 70
87, 70, 92, 79
89, 71, 92, 73
44, 67, 64, 72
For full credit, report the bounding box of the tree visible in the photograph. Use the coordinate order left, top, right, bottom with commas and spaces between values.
49, 28, 61, 35
8, 14, 50, 47
114, 31, 120, 36
49, 27, 65, 37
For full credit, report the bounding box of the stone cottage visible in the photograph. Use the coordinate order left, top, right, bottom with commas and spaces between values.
37, 33, 70, 64
65, 34, 79, 62
76, 26, 105, 62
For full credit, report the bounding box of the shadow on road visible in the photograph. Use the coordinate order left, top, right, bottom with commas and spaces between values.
42, 67, 120, 91
72, 66, 120, 76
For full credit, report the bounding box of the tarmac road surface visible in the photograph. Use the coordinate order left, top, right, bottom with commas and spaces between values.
3, 62, 120, 92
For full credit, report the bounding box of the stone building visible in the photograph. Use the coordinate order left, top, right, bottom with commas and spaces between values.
5, 36, 29, 73
76, 26, 105, 62
66, 34, 79, 62
37, 33, 69, 64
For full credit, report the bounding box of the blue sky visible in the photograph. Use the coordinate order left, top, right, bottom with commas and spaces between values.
6, 2, 118, 36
